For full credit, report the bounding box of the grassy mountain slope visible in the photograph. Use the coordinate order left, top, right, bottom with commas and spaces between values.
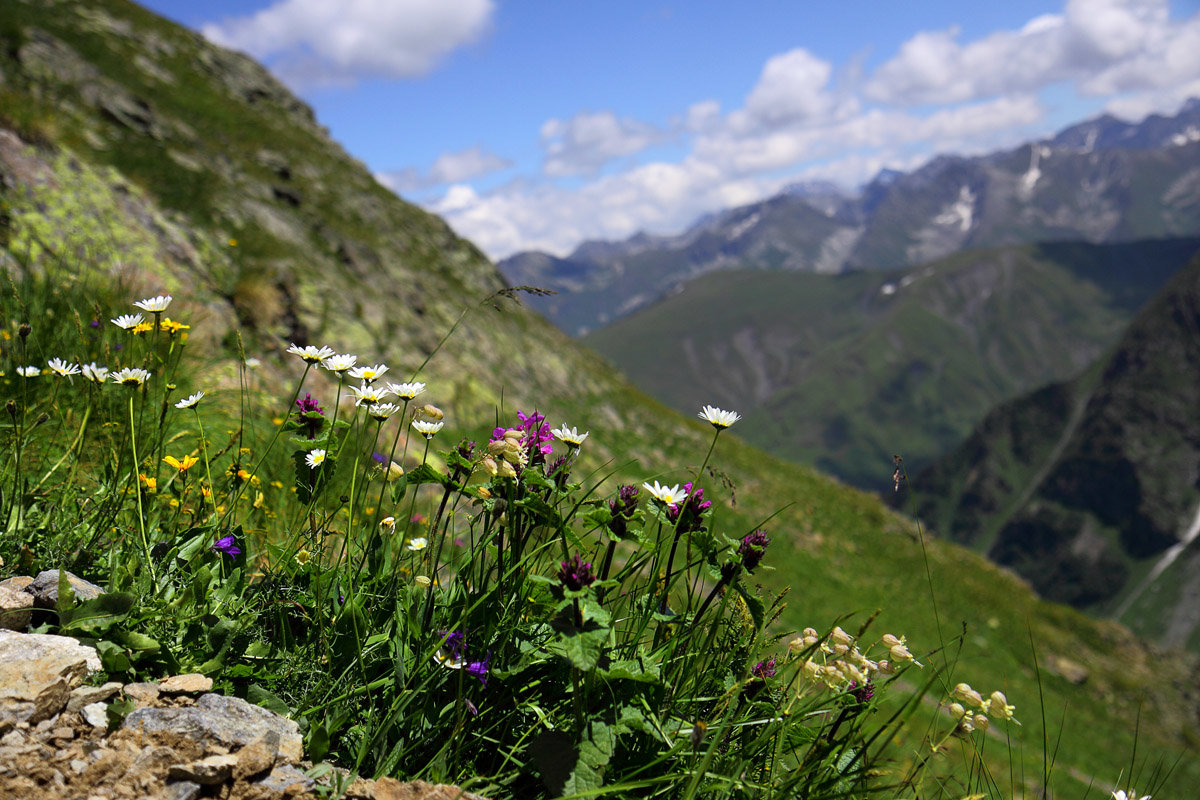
913, 252, 1200, 651
0, 1, 1197, 795
583, 239, 1200, 489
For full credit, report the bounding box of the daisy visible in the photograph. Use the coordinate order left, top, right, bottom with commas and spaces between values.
320, 353, 357, 373
111, 367, 151, 386
551, 425, 589, 447
698, 405, 741, 429
385, 381, 426, 399
287, 344, 335, 364
642, 481, 687, 505
411, 419, 443, 438
81, 363, 109, 383
349, 383, 392, 405
174, 391, 204, 409
406, 537, 428, 551
47, 358, 81, 377
366, 402, 399, 421
348, 363, 388, 382
111, 313, 145, 330
305, 449, 327, 469
133, 295, 172, 313
1112, 791, 1151, 800
17, 366, 41, 378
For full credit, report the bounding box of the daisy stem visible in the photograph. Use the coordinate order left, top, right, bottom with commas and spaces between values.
129, 392, 157, 586
194, 410, 216, 521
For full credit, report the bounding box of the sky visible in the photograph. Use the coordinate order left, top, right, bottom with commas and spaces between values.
141, 0, 1200, 260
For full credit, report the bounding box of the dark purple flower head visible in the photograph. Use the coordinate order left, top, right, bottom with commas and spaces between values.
607, 484, 639, 538
372, 451, 387, 464
558, 554, 596, 591
439, 629, 467, 662
466, 653, 491, 687
667, 482, 712, 533
456, 439, 476, 459
752, 657, 777, 680
849, 680, 875, 704
547, 455, 570, 486
296, 393, 324, 415
738, 529, 771, 573
89, 319, 101, 328
211, 535, 241, 559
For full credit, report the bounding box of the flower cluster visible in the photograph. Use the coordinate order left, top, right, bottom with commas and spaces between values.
738, 530, 771, 573
946, 681, 1017, 733
558, 554, 596, 591
666, 481, 712, 533
434, 630, 490, 687
607, 484, 639, 539
788, 626, 917, 694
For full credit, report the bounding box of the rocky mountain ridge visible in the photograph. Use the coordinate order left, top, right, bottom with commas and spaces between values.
500, 100, 1200, 335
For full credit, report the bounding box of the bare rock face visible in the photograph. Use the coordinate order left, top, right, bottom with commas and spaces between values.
0, 630, 101, 732
24, 570, 105, 609
120, 693, 305, 763
0, 585, 34, 631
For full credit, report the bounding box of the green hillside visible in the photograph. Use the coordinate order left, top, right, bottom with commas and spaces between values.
914, 252, 1200, 652
583, 239, 1199, 489
0, 1, 1196, 796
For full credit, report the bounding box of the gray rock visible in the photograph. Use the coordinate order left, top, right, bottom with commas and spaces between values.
0, 584, 33, 630
121, 693, 303, 762
167, 753, 237, 784
24, 570, 105, 608
158, 674, 213, 695
253, 763, 314, 795
165, 780, 202, 800
67, 681, 123, 714
124, 682, 161, 705
0, 630, 100, 732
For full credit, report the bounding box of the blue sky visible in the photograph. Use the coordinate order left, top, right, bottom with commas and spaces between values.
141, 0, 1200, 259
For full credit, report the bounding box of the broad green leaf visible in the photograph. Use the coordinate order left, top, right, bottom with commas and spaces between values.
59, 592, 135, 632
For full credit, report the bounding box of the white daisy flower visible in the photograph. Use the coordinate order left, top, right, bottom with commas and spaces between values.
551, 425, 589, 447
367, 402, 400, 421
287, 344, 335, 364
17, 366, 41, 378
47, 358, 81, 377
385, 381, 426, 399
305, 449, 327, 469
349, 383, 392, 406
111, 313, 145, 330
642, 480, 687, 505
133, 295, 172, 313
698, 405, 741, 429
111, 367, 151, 386
411, 419, 443, 438
175, 391, 205, 409
348, 363, 388, 382
406, 537, 428, 552
320, 353, 357, 373
81, 362, 109, 383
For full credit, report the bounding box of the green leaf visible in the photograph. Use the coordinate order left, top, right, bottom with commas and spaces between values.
597, 658, 661, 684
59, 592, 135, 632
247, 684, 292, 718
95, 639, 131, 673
113, 630, 162, 654
735, 582, 765, 632
564, 722, 615, 797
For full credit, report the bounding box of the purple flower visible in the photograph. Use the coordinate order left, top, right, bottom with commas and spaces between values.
738, 530, 770, 573
439, 629, 467, 663
752, 657, 777, 680
558, 554, 596, 591
466, 653, 490, 687
295, 393, 325, 439
296, 393, 323, 415
372, 451, 386, 464
607, 484, 639, 538
667, 482, 712, 533
849, 680, 875, 704
211, 535, 241, 559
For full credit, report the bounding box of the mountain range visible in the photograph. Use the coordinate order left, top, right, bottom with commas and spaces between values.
500, 100, 1200, 336
1, 0, 1198, 793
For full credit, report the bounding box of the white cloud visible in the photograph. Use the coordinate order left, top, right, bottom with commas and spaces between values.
738, 48, 838, 129
540, 111, 663, 176
203, 0, 494, 86
376, 146, 511, 194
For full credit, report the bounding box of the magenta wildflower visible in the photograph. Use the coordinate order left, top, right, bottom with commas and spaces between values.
294, 393, 325, 439
608, 484, 639, 539
667, 482, 712, 533
211, 535, 241, 559
738, 530, 771, 573
558, 554, 596, 591
752, 657, 777, 680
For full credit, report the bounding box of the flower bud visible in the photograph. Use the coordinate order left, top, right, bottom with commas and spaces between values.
418, 404, 444, 421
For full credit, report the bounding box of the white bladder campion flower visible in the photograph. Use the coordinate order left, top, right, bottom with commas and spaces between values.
411, 419, 443, 438
287, 344, 335, 364
551, 425, 589, 447
111, 367, 151, 386
175, 391, 205, 409
133, 295, 172, 313
111, 313, 145, 330
698, 405, 741, 429
305, 449, 327, 469
642, 481, 687, 505
47, 358, 81, 377
385, 381, 426, 400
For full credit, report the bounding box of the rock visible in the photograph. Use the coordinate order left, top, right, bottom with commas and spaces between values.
166, 780, 203, 800
68, 681, 123, 713
0, 584, 34, 630
159, 674, 213, 695
0, 730, 23, 747
121, 693, 303, 763
124, 682, 161, 705
346, 778, 490, 800
234, 731, 279, 780
82, 702, 108, 729
0, 630, 100, 732
0, 576, 34, 592
251, 763, 314, 796
168, 753, 237, 784
24, 569, 105, 608
1046, 653, 1090, 685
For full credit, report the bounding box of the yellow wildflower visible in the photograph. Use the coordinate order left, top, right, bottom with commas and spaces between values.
163, 454, 200, 472
138, 473, 157, 491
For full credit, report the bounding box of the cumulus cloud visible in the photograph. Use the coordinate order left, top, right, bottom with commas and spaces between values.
540, 111, 663, 176
203, 0, 494, 86
865, 0, 1190, 106
376, 146, 511, 195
